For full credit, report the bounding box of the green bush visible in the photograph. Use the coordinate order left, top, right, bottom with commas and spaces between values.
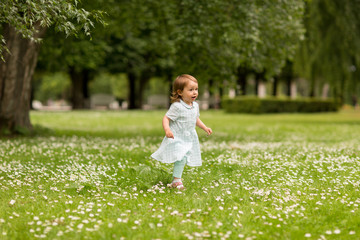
222, 96, 340, 113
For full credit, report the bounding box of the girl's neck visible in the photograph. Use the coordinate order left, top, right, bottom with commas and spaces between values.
181, 99, 192, 106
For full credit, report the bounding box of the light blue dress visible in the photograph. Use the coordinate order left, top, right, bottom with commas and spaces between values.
151, 100, 202, 167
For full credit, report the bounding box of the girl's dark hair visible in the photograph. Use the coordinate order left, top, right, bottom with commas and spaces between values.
170, 74, 198, 103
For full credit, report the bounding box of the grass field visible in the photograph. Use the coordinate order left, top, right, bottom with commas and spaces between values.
1, 109, 360, 239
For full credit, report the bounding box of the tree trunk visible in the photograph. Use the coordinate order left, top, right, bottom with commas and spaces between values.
208, 79, 214, 109
237, 67, 247, 96
340, 77, 345, 105
255, 72, 262, 96
69, 68, 91, 109
286, 76, 292, 97
218, 81, 224, 108
309, 69, 316, 97
127, 72, 137, 109
0, 23, 46, 134
272, 76, 278, 96
309, 85, 315, 97
127, 71, 150, 109
83, 70, 90, 108
138, 73, 150, 108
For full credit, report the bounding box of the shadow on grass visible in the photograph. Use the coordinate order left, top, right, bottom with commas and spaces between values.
0, 124, 55, 138
31, 124, 163, 139
127, 165, 172, 190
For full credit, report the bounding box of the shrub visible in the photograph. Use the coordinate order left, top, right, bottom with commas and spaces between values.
222, 96, 340, 113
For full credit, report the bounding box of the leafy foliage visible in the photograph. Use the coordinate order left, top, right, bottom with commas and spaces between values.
29, 0, 306, 109
294, 0, 360, 101
104, 0, 305, 87
0, 0, 105, 59
33, 72, 71, 103
89, 73, 128, 100
247, 0, 305, 77
104, 0, 176, 76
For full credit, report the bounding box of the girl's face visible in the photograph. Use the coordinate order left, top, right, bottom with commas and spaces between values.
178, 80, 198, 105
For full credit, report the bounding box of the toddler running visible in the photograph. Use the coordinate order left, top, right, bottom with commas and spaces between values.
151, 74, 212, 190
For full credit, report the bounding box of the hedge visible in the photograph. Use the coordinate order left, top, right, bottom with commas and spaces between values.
222, 97, 340, 113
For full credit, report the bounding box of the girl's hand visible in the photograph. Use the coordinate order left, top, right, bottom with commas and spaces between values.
165, 129, 174, 139
205, 127, 212, 136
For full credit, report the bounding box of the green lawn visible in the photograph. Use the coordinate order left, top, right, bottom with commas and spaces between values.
1, 110, 360, 239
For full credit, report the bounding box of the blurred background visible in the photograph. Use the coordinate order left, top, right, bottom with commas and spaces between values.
29, 0, 360, 111
1, 0, 360, 117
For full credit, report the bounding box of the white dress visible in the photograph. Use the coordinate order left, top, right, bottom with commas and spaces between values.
151, 100, 202, 167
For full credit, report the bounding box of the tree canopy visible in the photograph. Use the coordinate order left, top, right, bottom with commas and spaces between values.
0, 0, 104, 134
1, 0, 309, 134
0, 0, 104, 60
100, 0, 305, 108
294, 0, 360, 101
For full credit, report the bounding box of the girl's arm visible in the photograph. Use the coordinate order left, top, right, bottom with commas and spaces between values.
196, 118, 212, 136
162, 115, 174, 138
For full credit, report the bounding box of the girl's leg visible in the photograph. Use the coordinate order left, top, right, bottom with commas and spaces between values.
172, 156, 187, 180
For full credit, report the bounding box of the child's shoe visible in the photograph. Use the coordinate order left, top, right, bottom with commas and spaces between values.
170, 181, 185, 190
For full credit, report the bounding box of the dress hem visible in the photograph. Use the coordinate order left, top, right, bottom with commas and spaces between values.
150, 155, 201, 167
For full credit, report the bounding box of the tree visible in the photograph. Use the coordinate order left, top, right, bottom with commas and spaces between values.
0, 0, 103, 134
106, 0, 257, 108
38, 29, 108, 109
36, 0, 109, 109
235, 0, 305, 97
104, 0, 177, 109
294, 0, 360, 103
103, 0, 304, 108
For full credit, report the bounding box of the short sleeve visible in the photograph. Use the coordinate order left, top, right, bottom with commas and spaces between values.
166, 103, 180, 121
195, 102, 200, 118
